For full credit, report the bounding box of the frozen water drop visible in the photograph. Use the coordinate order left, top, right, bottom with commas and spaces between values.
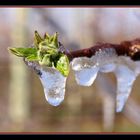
71, 57, 99, 86
39, 66, 67, 106
114, 64, 136, 112
74, 66, 99, 86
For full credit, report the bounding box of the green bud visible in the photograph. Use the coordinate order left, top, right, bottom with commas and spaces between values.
39, 54, 52, 67
44, 33, 50, 40
52, 32, 59, 48
34, 31, 43, 48
8, 30, 70, 77
56, 54, 69, 77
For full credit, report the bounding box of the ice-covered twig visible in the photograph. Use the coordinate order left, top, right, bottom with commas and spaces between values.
70, 38, 140, 112
66, 38, 140, 62
9, 31, 140, 111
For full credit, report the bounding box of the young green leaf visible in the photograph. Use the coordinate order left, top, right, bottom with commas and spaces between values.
26, 54, 39, 61
8, 47, 37, 58
56, 54, 70, 77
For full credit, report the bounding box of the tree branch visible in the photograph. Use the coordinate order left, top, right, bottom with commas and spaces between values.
65, 38, 140, 61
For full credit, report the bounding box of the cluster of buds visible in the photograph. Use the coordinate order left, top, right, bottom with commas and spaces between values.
8, 31, 70, 77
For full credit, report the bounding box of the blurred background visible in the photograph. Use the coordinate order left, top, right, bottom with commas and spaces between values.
1, 8, 140, 132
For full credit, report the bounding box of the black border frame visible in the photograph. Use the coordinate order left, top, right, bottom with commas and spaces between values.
0, 0, 140, 137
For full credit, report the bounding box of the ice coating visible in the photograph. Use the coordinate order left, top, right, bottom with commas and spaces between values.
39, 66, 67, 106
94, 48, 117, 65
114, 64, 136, 112
99, 63, 116, 73
71, 48, 117, 86
24, 47, 140, 111
24, 59, 67, 106
96, 48, 117, 73
71, 48, 140, 112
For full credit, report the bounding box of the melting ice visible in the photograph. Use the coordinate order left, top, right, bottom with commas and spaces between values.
71, 48, 140, 112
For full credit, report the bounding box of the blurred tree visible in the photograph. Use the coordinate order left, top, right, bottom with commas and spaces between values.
9, 9, 30, 131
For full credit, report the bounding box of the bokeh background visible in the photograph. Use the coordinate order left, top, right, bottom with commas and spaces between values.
1, 8, 140, 132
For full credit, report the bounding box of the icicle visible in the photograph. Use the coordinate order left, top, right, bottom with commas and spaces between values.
39, 66, 67, 106
24, 59, 67, 106
114, 64, 136, 112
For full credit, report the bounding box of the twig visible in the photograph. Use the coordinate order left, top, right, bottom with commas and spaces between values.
65, 38, 140, 61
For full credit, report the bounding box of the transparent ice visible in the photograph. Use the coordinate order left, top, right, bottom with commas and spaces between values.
71, 48, 140, 112
71, 57, 99, 86
99, 63, 116, 73
39, 67, 67, 106
96, 48, 117, 73
24, 60, 67, 106
71, 48, 117, 86
114, 64, 136, 112
114, 56, 140, 112
24, 47, 140, 111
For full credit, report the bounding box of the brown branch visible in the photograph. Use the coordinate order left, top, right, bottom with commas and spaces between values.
65, 38, 140, 61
